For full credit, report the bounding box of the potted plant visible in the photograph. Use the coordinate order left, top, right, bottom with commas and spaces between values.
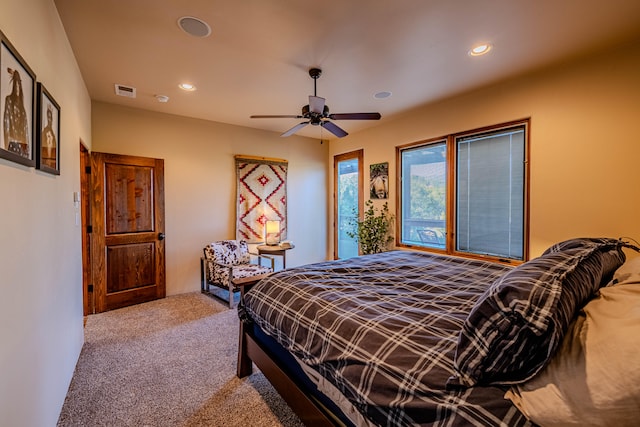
347, 200, 394, 255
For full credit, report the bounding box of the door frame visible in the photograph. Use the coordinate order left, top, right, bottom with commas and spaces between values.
80, 142, 92, 315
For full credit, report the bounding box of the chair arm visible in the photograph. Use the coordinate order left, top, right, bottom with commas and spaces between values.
213, 261, 234, 269
202, 257, 234, 270
202, 257, 234, 285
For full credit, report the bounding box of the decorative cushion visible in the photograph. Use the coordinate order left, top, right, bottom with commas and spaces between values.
204, 240, 255, 284
205, 240, 251, 265
505, 267, 640, 426
449, 238, 625, 387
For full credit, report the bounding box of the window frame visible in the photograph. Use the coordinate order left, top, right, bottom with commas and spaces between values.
396, 119, 530, 264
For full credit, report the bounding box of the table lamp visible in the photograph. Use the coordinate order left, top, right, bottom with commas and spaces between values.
265, 220, 281, 245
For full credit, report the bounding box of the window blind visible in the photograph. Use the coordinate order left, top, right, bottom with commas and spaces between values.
456, 128, 525, 259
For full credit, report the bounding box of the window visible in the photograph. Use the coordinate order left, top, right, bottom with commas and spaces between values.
399, 141, 447, 249
398, 120, 528, 262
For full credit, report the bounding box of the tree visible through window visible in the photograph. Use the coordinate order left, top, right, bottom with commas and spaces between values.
400, 142, 447, 248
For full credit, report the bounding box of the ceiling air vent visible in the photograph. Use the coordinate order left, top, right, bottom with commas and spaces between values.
114, 84, 136, 98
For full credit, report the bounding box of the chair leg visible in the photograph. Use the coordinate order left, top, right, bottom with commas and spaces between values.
200, 257, 205, 293
227, 266, 234, 308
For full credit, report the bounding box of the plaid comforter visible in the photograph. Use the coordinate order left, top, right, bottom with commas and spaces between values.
243, 251, 534, 427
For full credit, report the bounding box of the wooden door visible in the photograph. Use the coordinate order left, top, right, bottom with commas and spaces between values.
91, 152, 166, 313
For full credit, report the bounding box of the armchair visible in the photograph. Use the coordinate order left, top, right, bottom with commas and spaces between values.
201, 240, 274, 308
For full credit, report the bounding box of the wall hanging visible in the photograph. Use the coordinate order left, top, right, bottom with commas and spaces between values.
235, 155, 288, 244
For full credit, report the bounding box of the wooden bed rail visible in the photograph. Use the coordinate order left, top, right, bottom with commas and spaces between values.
237, 319, 344, 426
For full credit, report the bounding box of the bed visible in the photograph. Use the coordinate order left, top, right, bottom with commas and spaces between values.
237, 237, 639, 426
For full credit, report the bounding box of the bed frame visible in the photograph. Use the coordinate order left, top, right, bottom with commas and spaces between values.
237, 319, 347, 426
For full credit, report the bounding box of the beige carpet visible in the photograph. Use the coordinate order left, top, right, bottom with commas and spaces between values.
57, 292, 304, 427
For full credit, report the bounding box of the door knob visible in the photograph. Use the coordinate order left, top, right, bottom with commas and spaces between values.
158, 233, 165, 241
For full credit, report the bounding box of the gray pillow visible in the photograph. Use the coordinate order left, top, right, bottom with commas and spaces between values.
506, 276, 640, 426
448, 238, 625, 387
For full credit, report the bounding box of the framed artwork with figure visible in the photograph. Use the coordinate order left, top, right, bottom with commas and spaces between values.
36, 83, 60, 175
0, 30, 36, 167
370, 162, 389, 199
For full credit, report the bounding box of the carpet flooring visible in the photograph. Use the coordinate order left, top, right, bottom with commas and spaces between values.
57, 292, 304, 427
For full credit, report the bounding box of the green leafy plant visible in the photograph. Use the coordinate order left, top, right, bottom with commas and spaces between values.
346, 200, 394, 255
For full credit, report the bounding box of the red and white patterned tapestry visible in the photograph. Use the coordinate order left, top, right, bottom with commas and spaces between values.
235, 156, 287, 244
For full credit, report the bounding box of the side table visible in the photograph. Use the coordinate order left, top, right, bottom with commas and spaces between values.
256, 244, 295, 270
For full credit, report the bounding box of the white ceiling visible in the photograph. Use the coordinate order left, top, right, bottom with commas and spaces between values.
54, 0, 640, 140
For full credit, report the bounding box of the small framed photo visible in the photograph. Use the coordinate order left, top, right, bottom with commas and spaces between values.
36, 83, 60, 175
370, 162, 389, 199
0, 30, 36, 167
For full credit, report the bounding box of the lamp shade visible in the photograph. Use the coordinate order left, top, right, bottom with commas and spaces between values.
266, 220, 280, 233
265, 220, 281, 245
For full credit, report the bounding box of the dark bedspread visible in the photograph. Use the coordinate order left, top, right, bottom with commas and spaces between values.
243, 250, 534, 427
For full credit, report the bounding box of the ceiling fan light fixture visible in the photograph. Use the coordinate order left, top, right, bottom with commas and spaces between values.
469, 43, 492, 56
252, 67, 381, 138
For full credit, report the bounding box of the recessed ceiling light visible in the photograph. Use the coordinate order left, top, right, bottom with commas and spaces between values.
179, 83, 196, 91
469, 43, 492, 56
178, 16, 211, 38
374, 91, 392, 99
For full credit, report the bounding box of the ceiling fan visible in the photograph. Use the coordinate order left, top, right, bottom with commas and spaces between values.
250, 68, 381, 138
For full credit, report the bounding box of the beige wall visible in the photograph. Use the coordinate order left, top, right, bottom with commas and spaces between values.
0, 0, 92, 426
329, 40, 640, 258
92, 102, 329, 295
2, 1, 638, 425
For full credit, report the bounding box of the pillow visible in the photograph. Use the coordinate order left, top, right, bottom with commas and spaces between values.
608, 255, 640, 286
541, 237, 622, 255
505, 281, 640, 426
448, 238, 625, 387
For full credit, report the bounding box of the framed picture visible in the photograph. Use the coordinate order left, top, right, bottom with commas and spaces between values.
0, 30, 36, 167
36, 83, 60, 175
370, 162, 389, 199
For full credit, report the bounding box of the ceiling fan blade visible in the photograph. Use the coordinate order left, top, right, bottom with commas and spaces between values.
309, 96, 326, 114
321, 121, 348, 138
328, 112, 381, 120
281, 122, 309, 137
251, 115, 302, 119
